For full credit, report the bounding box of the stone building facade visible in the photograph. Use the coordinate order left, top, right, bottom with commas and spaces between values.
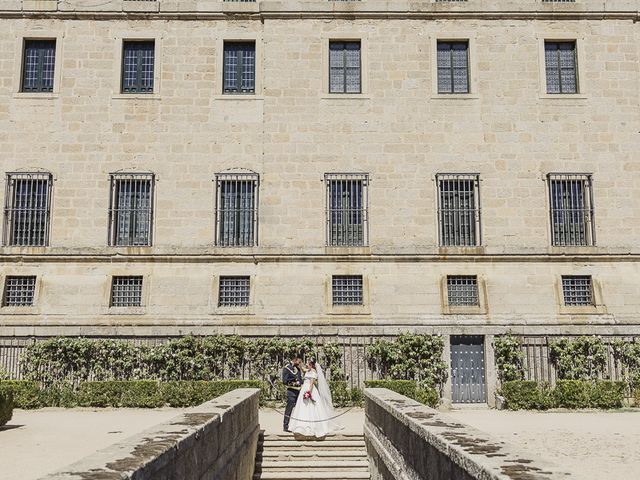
0, 0, 639, 403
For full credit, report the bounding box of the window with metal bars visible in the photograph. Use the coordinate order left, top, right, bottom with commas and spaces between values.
108, 174, 154, 247
223, 42, 255, 94
2, 276, 36, 307
325, 174, 368, 247
561, 275, 593, 306
545, 41, 578, 94
447, 276, 479, 307
3, 172, 52, 247
332, 275, 363, 306
548, 174, 594, 247
437, 41, 469, 94
218, 276, 250, 307
215, 173, 259, 247
110, 276, 143, 307
22, 40, 56, 93
121, 41, 155, 94
436, 174, 481, 247
329, 41, 361, 94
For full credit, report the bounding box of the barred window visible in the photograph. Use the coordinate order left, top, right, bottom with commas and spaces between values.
447, 276, 479, 307
218, 276, 250, 307
561, 275, 593, 306
437, 174, 481, 247
3, 172, 52, 247
325, 173, 368, 247
223, 42, 255, 94
108, 173, 154, 247
2, 276, 36, 307
545, 41, 578, 94
329, 41, 361, 94
121, 41, 155, 94
548, 174, 594, 247
22, 40, 56, 93
215, 173, 259, 247
437, 41, 469, 94
332, 275, 363, 306
110, 276, 143, 307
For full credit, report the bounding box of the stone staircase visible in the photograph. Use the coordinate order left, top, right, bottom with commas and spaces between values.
253, 432, 370, 480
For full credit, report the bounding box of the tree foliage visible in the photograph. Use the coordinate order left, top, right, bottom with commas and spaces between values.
549, 336, 608, 381
494, 333, 525, 382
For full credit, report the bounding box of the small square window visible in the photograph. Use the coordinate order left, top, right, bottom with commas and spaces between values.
110, 276, 143, 307
561, 275, 593, 306
218, 276, 250, 307
2, 276, 36, 306
22, 39, 56, 93
121, 41, 155, 94
447, 275, 479, 307
329, 41, 361, 94
545, 41, 578, 94
437, 41, 469, 94
332, 275, 363, 306
223, 42, 255, 94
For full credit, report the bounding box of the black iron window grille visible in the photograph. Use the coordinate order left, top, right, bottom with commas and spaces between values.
548, 174, 595, 247
223, 42, 256, 94
561, 275, 593, 306
215, 173, 259, 247
218, 276, 250, 307
545, 41, 578, 94
447, 275, 479, 307
437, 174, 481, 247
108, 173, 154, 247
2, 276, 36, 307
332, 275, 364, 306
110, 276, 143, 307
437, 41, 469, 94
121, 41, 155, 94
325, 173, 369, 247
329, 41, 361, 94
3, 172, 52, 247
22, 40, 56, 93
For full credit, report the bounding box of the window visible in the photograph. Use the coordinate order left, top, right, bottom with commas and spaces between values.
218, 276, 250, 307
437, 41, 469, 94
548, 174, 594, 246
110, 276, 143, 307
223, 42, 255, 94
332, 275, 363, 306
22, 40, 56, 93
2, 276, 36, 307
3, 172, 53, 247
329, 41, 361, 94
436, 174, 481, 247
121, 41, 155, 94
325, 173, 369, 247
215, 173, 259, 247
561, 275, 593, 306
108, 173, 154, 247
447, 275, 479, 307
545, 41, 578, 94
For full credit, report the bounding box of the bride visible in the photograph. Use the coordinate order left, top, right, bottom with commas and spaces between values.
288, 358, 343, 438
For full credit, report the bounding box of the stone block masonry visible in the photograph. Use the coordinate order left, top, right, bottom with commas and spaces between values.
40, 388, 260, 480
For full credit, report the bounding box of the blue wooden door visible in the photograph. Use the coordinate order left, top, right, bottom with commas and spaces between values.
451, 335, 487, 403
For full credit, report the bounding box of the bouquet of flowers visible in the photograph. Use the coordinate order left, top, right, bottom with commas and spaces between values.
303, 390, 316, 403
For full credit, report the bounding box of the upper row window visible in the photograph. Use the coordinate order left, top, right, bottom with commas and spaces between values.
18, 38, 580, 96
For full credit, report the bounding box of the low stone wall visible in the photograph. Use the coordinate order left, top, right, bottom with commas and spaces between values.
41, 388, 260, 480
364, 388, 575, 480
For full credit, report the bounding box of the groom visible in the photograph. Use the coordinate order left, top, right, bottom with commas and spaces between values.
281, 354, 303, 432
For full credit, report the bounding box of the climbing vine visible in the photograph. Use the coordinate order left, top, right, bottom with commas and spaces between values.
549, 336, 608, 381
494, 333, 525, 382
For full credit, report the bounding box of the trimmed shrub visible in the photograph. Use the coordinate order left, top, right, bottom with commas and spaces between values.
78, 381, 128, 407
0, 384, 13, 426
39, 385, 78, 408
553, 380, 592, 409
0, 381, 41, 409
634, 388, 640, 407
589, 381, 626, 409
349, 388, 364, 407
161, 380, 265, 408
365, 380, 440, 408
121, 381, 164, 408
415, 388, 440, 408
501, 381, 553, 410
329, 381, 350, 408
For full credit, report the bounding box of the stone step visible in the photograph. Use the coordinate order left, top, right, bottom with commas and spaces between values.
253, 472, 370, 480
260, 450, 367, 459
257, 460, 369, 470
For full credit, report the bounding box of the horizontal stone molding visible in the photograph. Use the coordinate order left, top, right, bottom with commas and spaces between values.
364, 388, 574, 480
40, 388, 260, 480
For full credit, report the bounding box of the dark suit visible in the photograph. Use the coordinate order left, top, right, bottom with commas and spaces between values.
282, 362, 302, 430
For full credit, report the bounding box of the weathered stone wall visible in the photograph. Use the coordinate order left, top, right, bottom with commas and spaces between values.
364, 388, 573, 480
40, 388, 260, 480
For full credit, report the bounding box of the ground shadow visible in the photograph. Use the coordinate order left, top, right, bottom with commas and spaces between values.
0, 424, 24, 432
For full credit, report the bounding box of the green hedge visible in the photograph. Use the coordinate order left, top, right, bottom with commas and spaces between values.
364, 380, 440, 408
0, 384, 13, 427
0, 381, 41, 409
501, 380, 626, 410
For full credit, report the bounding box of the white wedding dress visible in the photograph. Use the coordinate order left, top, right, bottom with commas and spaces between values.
288, 365, 343, 438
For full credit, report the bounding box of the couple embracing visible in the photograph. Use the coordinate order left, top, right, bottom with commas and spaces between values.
281, 354, 343, 438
